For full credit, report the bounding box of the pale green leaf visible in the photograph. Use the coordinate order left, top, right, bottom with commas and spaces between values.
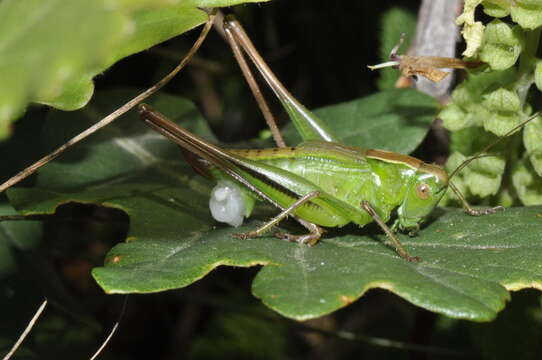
511, 0, 542, 29
482, 0, 511, 17
457, 0, 485, 57
0, 203, 42, 278
439, 103, 470, 131
513, 158, 542, 205
534, 60, 542, 91
482, 87, 522, 136
440, 69, 517, 132
447, 151, 505, 198
524, 114, 542, 176
479, 20, 524, 70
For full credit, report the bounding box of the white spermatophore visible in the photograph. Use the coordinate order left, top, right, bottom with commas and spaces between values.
209, 180, 246, 227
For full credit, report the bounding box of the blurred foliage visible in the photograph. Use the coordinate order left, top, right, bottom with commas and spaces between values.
0, 0, 268, 140
1, 1, 542, 360
440, 0, 542, 207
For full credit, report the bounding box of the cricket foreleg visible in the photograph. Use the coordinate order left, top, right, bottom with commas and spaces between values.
360, 200, 420, 262
234, 191, 322, 245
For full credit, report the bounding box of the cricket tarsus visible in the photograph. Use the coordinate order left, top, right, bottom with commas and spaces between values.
361, 200, 420, 262
448, 182, 504, 216
465, 206, 504, 216
276, 218, 324, 246
235, 191, 322, 245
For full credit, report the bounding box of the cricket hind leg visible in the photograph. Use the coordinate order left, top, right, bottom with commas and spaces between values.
222, 15, 285, 148
234, 191, 324, 246
222, 15, 337, 143
360, 200, 420, 262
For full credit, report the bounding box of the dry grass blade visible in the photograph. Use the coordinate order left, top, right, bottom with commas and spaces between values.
2, 299, 47, 360
88, 296, 129, 360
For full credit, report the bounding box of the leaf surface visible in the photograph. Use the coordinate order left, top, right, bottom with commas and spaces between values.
0, 203, 42, 278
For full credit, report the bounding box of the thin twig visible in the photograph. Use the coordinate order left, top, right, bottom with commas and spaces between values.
2, 299, 48, 360
290, 321, 469, 357
0, 11, 216, 194
88, 296, 129, 360
0, 214, 53, 221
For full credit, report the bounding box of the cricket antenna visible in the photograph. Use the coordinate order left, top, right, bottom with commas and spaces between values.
367, 33, 404, 71
447, 112, 540, 216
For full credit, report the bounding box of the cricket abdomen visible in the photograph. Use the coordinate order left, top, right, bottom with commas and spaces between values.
226, 140, 416, 227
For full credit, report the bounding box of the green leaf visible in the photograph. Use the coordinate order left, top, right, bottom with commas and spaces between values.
524, 114, 542, 176
377, 7, 416, 90
0, 0, 268, 140
482, 0, 542, 29
7, 89, 542, 322
449, 125, 499, 155
482, 0, 511, 18
481, 87, 522, 136
441, 152, 470, 205
513, 158, 542, 205
511, 0, 542, 29
283, 88, 438, 154
35, 89, 215, 190
535, 59, 542, 92
445, 150, 505, 199
440, 68, 517, 132
479, 20, 524, 71
439, 103, 472, 131
444, 127, 508, 201
190, 310, 287, 359
457, 0, 485, 57
0, 202, 42, 278
464, 156, 506, 198
470, 291, 542, 360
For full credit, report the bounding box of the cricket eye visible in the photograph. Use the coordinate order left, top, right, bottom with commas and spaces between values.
416, 183, 431, 200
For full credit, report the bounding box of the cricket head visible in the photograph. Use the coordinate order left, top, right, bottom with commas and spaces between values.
396, 163, 448, 232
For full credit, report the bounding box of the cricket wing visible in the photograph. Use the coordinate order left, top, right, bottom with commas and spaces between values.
139, 104, 357, 227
